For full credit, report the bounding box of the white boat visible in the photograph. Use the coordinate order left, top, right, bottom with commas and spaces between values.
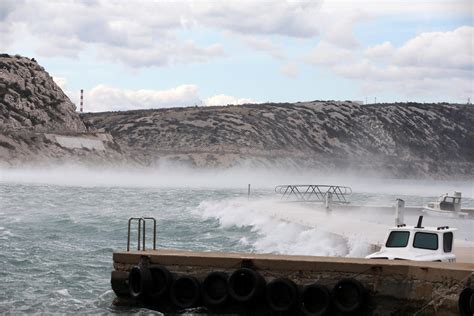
366, 216, 456, 262
422, 192, 468, 218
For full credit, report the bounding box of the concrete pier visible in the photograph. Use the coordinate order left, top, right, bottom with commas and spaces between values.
111, 249, 474, 315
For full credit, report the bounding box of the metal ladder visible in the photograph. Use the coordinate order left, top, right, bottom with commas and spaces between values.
127, 217, 157, 251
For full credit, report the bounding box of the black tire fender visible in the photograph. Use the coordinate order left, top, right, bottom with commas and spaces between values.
228, 268, 266, 303
149, 265, 173, 299
266, 277, 298, 312
299, 283, 331, 316
170, 275, 201, 308
202, 271, 229, 307
128, 266, 152, 299
459, 287, 474, 316
331, 278, 365, 313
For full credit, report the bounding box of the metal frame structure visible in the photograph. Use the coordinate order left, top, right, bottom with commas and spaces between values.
127, 217, 157, 251
275, 184, 352, 204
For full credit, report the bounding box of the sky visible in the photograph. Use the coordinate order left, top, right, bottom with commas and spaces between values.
1, 0, 473, 112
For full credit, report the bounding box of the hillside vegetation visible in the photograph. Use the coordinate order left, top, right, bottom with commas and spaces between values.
83, 101, 474, 178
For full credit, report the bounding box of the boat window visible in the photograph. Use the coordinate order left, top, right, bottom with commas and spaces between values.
440, 197, 455, 211
413, 232, 438, 250
443, 197, 454, 204
443, 232, 453, 252
386, 231, 410, 247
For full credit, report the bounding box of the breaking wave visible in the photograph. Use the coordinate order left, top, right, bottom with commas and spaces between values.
194, 198, 372, 257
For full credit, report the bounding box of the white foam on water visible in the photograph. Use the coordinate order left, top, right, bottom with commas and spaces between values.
194, 198, 372, 257
0, 227, 12, 239
56, 289, 71, 297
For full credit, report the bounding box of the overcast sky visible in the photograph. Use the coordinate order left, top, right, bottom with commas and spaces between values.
1, 0, 473, 112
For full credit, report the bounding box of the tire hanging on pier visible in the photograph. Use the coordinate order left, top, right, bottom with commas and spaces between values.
170, 275, 201, 308
201, 271, 229, 307
458, 287, 473, 316
299, 283, 331, 316
128, 266, 152, 299
331, 278, 365, 313
266, 277, 298, 312
149, 265, 173, 299
228, 268, 266, 303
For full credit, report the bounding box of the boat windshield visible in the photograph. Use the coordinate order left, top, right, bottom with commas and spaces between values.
386, 231, 410, 247
413, 232, 438, 250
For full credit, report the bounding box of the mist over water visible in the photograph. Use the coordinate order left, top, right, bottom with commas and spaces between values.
0, 166, 473, 313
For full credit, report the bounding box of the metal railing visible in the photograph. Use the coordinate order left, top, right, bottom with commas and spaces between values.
127, 217, 157, 251
275, 185, 352, 204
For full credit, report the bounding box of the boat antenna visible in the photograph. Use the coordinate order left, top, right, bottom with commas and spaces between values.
415, 216, 424, 228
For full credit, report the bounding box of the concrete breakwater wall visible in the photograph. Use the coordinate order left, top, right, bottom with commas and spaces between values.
111, 249, 474, 315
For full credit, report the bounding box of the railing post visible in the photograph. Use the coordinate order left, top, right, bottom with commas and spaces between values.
142, 220, 146, 251
325, 192, 333, 211
152, 219, 156, 250
137, 219, 141, 250
127, 218, 132, 251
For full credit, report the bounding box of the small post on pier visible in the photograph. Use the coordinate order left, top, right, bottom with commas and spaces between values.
248, 184, 251, 200
325, 192, 333, 211
395, 199, 405, 226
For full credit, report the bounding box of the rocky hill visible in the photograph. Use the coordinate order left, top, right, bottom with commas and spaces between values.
0, 54, 124, 166
1, 54, 473, 179
0, 54, 85, 132
83, 101, 474, 178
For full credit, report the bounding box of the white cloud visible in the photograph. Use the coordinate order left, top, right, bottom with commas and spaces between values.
81, 84, 200, 112
235, 34, 286, 59
325, 26, 474, 98
318, 11, 368, 48
204, 94, 255, 106
364, 41, 394, 60
321, 0, 471, 15
193, 1, 322, 38
395, 26, 473, 70
280, 63, 300, 78
2, 0, 324, 67
98, 41, 225, 68
53, 78, 257, 111
305, 41, 355, 66
6, 0, 468, 70
0, 0, 25, 49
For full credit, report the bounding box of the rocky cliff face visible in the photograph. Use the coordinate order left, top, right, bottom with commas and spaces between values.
0, 54, 85, 132
83, 101, 474, 178
0, 54, 124, 166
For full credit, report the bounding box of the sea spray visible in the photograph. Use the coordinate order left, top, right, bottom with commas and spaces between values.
193, 197, 373, 257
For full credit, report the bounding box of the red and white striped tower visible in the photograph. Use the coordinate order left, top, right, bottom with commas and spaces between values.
80, 89, 84, 113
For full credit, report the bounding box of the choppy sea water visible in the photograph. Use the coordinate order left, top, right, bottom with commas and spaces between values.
0, 168, 473, 314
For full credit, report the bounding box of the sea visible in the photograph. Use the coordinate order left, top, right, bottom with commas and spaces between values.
1, 166, 473, 314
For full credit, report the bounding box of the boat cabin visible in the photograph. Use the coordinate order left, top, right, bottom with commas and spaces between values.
366, 216, 456, 262
426, 192, 461, 212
